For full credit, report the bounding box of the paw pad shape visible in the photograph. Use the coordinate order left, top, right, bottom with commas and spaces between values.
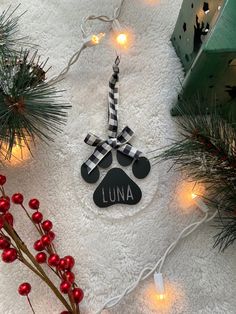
81, 151, 151, 208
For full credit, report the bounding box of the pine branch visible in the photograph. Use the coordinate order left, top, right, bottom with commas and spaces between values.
154, 101, 236, 250
214, 214, 236, 251
0, 5, 27, 57
0, 50, 71, 158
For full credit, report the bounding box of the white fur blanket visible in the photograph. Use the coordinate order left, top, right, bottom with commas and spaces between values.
0, 0, 235, 313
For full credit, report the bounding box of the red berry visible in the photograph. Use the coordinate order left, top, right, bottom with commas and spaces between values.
47, 231, 55, 241
12, 193, 24, 204
57, 258, 69, 271
2, 248, 17, 263
18, 282, 31, 296
64, 256, 75, 270
48, 254, 60, 267
0, 196, 10, 202
35, 252, 47, 264
60, 312, 70, 314
72, 288, 84, 304
33, 240, 44, 252
63, 271, 75, 284
32, 212, 43, 224
0, 236, 11, 250
42, 220, 53, 232
60, 281, 71, 294
0, 175, 6, 185
4, 213, 14, 226
28, 199, 40, 210
0, 199, 10, 213
41, 235, 51, 247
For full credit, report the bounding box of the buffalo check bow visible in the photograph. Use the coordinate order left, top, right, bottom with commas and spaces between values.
84, 57, 142, 174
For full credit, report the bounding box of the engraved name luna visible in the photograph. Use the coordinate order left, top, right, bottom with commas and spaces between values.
102, 185, 134, 203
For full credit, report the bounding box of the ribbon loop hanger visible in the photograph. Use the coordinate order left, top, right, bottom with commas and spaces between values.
84, 58, 142, 174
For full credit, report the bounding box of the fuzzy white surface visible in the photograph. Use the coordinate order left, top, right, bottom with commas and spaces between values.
0, 0, 236, 313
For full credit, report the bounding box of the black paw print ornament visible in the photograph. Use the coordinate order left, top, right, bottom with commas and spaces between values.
81, 57, 151, 208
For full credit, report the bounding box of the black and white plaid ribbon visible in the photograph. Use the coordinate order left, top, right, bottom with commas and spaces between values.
84, 57, 142, 174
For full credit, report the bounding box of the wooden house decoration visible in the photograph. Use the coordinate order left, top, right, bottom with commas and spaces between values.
171, 0, 236, 116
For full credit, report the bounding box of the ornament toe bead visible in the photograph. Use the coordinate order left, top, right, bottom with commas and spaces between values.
81, 163, 100, 184
132, 157, 151, 179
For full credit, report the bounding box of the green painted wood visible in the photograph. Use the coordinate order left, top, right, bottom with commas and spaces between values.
205, 1, 236, 52
171, 0, 236, 120
171, 0, 224, 72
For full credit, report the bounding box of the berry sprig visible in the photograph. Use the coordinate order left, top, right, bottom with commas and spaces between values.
0, 174, 83, 314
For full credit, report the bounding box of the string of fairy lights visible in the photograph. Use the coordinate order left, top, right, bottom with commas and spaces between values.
94, 193, 217, 313
45, 0, 218, 312
49, 0, 127, 85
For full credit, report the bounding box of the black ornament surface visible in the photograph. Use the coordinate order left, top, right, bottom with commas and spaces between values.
93, 168, 142, 208
81, 163, 100, 184
132, 157, 151, 179
81, 153, 113, 184
99, 151, 113, 168
116, 149, 133, 166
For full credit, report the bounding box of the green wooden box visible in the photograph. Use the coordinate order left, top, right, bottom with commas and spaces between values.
171, 0, 236, 116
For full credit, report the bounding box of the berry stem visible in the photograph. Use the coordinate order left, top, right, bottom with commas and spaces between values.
20, 204, 54, 256
21, 204, 41, 234
48, 265, 62, 280
38, 224, 44, 235
0, 186, 6, 198
69, 293, 77, 313
51, 241, 57, 254
27, 295, 36, 314
18, 256, 47, 282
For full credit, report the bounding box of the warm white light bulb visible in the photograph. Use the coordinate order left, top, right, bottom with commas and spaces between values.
92, 33, 105, 44
112, 18, 130, 48
91, 35, 100, 44
116, 33, 128, 46
83, 33, 105, 47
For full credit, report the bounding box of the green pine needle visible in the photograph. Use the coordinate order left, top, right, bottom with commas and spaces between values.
0, 5, 27, 57
214, 215, 236, 251
0, 50, 71, 158
154, 101, 236, 251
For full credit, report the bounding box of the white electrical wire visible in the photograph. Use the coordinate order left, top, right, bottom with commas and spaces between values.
94, 209, 218, 314
48, 0, 125, 85
48, 45, 86, 85
80, 0, 124, 37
